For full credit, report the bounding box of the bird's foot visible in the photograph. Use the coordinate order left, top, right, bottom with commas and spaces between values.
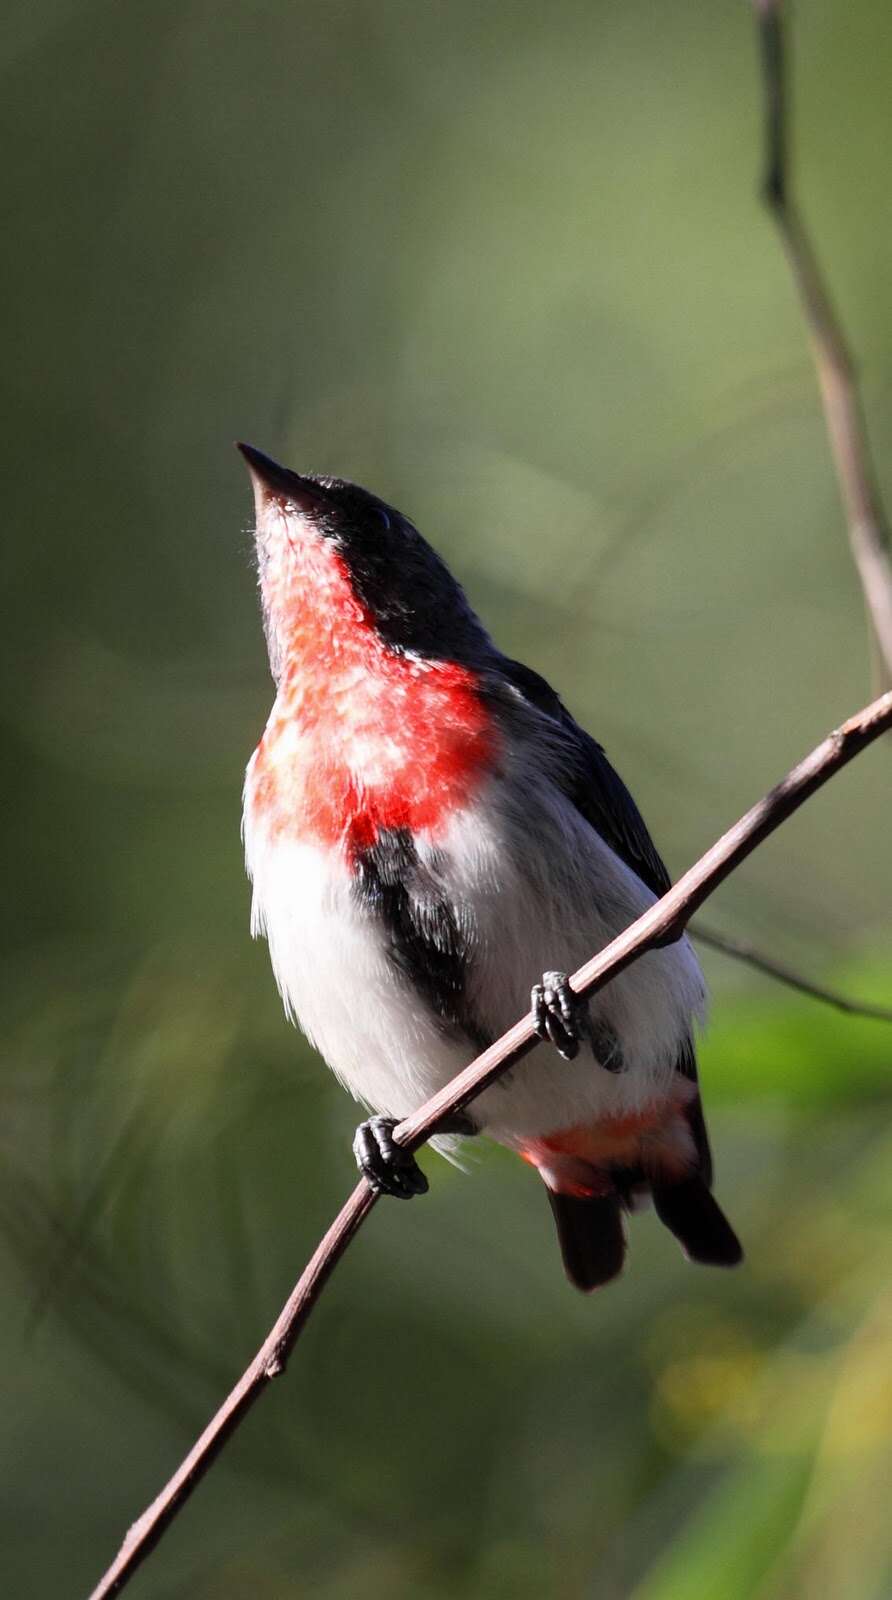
353, 1116, 429, 1199
531, 970, 587, 1060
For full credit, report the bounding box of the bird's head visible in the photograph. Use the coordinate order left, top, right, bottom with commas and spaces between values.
237, 444, 491, 684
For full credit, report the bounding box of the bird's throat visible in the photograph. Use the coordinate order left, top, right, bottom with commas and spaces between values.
248, 531, 497, 857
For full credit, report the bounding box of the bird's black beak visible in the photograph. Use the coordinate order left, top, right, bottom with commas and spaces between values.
236, 442, 326, 513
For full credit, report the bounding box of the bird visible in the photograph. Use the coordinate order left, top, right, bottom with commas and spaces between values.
238, 443, 742, 1292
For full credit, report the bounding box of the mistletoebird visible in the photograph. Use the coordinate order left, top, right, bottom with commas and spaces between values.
238, 444, 742, 1291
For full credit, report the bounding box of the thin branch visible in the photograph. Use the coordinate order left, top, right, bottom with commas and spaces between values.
755, 0, 892, 682
87, 688, 892, 1600
691, 921, 892, 1022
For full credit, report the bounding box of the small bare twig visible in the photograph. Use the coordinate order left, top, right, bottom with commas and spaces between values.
88, 689, 892, 1600
755, 0, 892, 682
691, 921, 892, 1023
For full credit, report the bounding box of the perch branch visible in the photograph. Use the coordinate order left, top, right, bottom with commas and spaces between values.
691, 921, 892, 1022
755, 0, 892, 681
88, 689, 892, 1600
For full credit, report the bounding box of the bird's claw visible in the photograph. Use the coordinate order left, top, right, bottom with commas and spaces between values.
353, 1116, 429, 1199
531, 970, 585, 1060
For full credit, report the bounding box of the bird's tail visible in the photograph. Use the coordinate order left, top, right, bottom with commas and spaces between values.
546, 1191, 626, 1291
529, 1090, 742, 1292
650, 1175, 742, 1267
546, 1175, 741, 1292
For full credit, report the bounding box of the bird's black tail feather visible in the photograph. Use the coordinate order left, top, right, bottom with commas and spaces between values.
652, 1176, 743, 1267
547, 1175, 742, 1291
547, 1191, 626, 1292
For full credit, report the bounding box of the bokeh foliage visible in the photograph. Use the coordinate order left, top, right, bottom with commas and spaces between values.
2, 1, 891, 1595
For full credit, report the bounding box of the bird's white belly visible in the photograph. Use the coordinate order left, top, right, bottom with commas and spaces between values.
244, 775, 706, 1148
245, 823, 474, 1118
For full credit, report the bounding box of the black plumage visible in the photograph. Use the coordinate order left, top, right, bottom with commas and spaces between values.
352, 827, 491, 1054
547, 1191, 626, 1291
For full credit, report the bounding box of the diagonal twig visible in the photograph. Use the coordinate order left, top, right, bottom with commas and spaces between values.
87, 689, 892, 1600
754, 0, 892, 683
691, 921, 892, 1023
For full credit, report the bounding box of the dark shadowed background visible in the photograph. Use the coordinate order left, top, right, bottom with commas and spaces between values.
3, 2, 891, 1596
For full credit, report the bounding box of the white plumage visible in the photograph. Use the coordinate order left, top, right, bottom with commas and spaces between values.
244, 746, 706, 1155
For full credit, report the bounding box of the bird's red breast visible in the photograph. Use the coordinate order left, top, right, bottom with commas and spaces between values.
246, 519, 497, 858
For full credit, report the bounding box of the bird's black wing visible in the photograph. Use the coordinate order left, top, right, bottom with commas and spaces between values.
497, 657, 672, 899
352, 826, 491, 1056
497, 658, 729, 1205
497, 657, 709, 1162
497, 657, 706, 1104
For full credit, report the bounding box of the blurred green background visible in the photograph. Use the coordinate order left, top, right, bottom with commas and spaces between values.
3, 1, 891, 1595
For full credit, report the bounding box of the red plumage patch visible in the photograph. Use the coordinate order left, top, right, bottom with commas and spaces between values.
521, 1091, 697, 1198
247, 522, 496, 856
